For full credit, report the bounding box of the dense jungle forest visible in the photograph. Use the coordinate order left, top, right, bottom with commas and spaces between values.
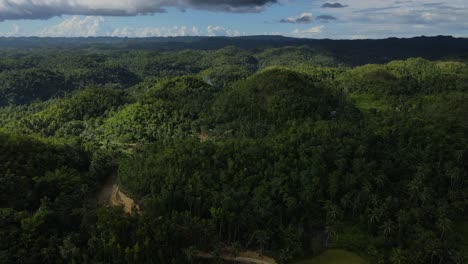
0, 36, 467, 264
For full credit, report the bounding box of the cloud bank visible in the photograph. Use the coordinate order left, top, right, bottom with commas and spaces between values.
0, 0, 278, 21
6, 16, 244, 38
1, 0, 468, 39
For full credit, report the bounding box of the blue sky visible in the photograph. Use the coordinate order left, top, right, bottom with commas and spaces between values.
0, 0, 467, 39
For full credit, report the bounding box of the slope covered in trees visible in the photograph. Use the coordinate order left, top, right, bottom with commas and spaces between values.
0, 38, 467, 264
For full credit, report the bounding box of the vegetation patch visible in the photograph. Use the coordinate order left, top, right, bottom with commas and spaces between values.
0, 40, 466, 264
294, 250, 368, 264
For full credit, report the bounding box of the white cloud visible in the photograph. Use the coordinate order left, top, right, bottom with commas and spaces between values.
28, 16, 244, 38
280, 12, 314, 24
191, 26, 200, 35
110, 25, 200, 37
306, 0, 468, 38
304, 26, 323, 34
37, 16, 104, 37
3, 0, 467, 39
207, 25, 243, 37
291, 25, 324, 36
207, 25, 225, 36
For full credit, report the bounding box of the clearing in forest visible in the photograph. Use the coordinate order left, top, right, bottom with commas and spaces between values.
97, 176, 140, 213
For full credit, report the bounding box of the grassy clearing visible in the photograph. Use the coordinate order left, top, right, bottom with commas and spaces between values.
349, 93, 391, 112
294, 250, 368, 264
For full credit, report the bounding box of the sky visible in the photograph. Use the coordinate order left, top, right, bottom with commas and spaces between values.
0, 0, 466, 39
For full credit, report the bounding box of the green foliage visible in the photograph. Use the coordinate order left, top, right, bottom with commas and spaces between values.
339, 58, 468, 96
0, 43, 466, 264
256, 46, 337, 68
454, 220, 468, 260
294, 249, 368, 264
0, 133, 91, 264
70, 62, 140, 88
18, 87, 129, 137
348, 93, 391, 112
0, 69, 67, 106
211, 68, 348, 137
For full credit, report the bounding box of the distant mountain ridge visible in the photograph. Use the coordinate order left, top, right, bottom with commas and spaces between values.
0, 35, 467, 65
0, 34, 464, 47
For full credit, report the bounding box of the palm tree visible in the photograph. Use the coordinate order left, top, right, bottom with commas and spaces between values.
454, 250, 467, 264
381, 220, 394, 237
183, 246, 196, 263
390, 248, 406, 264
324, 201, 340, 223
436, 217, 451, 239
324, 225, 337, 247
368, 207, 382, 225
254, 230, 269, 253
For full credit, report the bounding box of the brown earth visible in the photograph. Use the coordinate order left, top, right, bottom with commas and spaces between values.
97, 177, 140, 213
198, 132, 209, 143
110, 184, 140, 213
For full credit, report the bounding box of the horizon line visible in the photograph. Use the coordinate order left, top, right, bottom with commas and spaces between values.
0, 34, 465, 41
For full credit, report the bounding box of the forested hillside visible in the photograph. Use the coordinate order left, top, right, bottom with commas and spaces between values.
0, 37, 467, 264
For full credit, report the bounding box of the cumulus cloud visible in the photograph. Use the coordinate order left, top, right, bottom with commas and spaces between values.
291, 25, 324, 36
109, 24, 242, 38
322, 2, 347, 8
207, 25, 243, 36
22, 16, 243, 37
110, 25, 201, 37
309, 0, 468, 38
0, 0, 278, 21
280, 13, 314, 24
2, 0, 468, 39
37, 16, 104, 37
